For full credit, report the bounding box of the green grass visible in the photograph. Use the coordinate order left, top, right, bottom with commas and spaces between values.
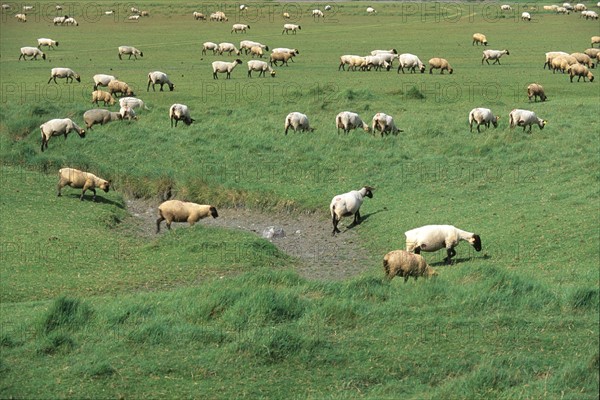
1, 1, 599, 398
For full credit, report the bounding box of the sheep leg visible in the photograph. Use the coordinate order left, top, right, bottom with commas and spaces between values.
331, 214, 341, 235
352, 210, 361, 226
156, 216, 164, 233
445, 248, 456, 264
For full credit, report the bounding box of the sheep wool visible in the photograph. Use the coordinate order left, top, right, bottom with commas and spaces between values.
156, 200, 219, 233
383, 250, 438, 282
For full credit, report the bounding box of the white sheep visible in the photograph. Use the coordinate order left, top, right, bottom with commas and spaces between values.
428, 57, 453, 74
15, 13, 27, 22
282, 12, 290, 19
130, 7, 139, 14
212, 59, 243, 79
482, 49, 510, 65
584, 48, 600, 58
521, 12, 531, 20
40, 118, 86, 152
53, 16, 66, 25
247, 60, 276, 77
371, 49, 397, 56
568, 63, 595, 82
472, 33, 488, 46
368, 52, 396, 67
128, 15, 140, 20
284, 112, 314, 134
210, 11, 228, 21
202, 42, 219, 55
325, 5, 332, 11
19, 47, 46, 61
119, 97, 149, 111
365, 55, 391, 71
156, 200, 219, 233
282, 24, 301, 34
240, 4, 247, 11
193, 12, 206, 20
141, 10, 149, 17
48, 67, 81, 84
147, 71, 174, 91
93, 74, 117, 90
240, 40, 269, 54
83, 108, 122, 129
330, 186, 374, 236
574, 3, 587, 11
119, 105, 137, 121
2, 4, 11, 10
57, 168, 110, 201
118, 45, 143, 60
371, 112, 401, 136
500, 4, 513, 10
527, 83, 547, 102
231, 23, 250, 33
366, 6, 376, 14
544, 51, 569, 69
37, 38, 59, 50
583, 11, 599, 19
312, 9, 324, 18
383, 250, 438, 282
468, 108, 500, 132
338, 55, 361, 71
169, 103, 195, 127
218, 42, 241, 56
405, 225, 482, 264
397, 53, 426, 73
63, 17, 78, 26
509, 109, 547, 132
336, 111, 371, 134
556, 6, 570, 14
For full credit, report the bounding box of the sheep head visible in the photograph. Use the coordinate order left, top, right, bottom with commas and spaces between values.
470, 234, 482, 251
209, 206, 219, 218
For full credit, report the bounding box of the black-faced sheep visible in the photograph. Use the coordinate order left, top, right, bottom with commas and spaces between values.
147, 71, 174, 91
509, 109, 547, 132
212, 59, 242, 79
108, 80, 135, 97
330, 186, 374, 236
482, 49, 509, 65
118, 45, 143, 60
19, 46, 46, 61
282, 23, 301, 34
383, 250, 438, 282
247, 60, 276, 77
169, 103, 195, 127
37, 38, 59, 49
156, 200, 219, 233
57, 167, 110, 201
48, 67, 81, 84
405, 225, 482, 264
428, 57, 453, 74
472, 33, 488, 46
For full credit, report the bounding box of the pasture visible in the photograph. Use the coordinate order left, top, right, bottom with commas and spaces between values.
1, 1, 598, 398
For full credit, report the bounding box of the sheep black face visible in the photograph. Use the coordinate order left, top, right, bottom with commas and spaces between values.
471, 235, 482, 251
209, 207, 219, 218
363, 186, 375, 198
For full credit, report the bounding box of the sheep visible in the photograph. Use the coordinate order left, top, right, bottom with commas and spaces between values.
325, 5, 332, 11
119, 97, 149, 112
472, 33, 488, 46
63, 17, 78, 26
39, 118, 85, 152
509, 109, 547, 132
250, 46, 264, 58
141, 10, 149, 17
147, 71, 174, 92
119, 105, 137, 121
270, 51, 295, 67
2, 4, 11, 10
156, 200, 219, 233
282, 12, 290, 19
212, 59, 243, 79
368, 52, 397, 67
93, 74, 117, 90
193, 12, 206, 20
521, 11, 531, 20
57, 168, 110, 201
543, 5, 559, 11
15, 13, 26, 22
247, 60, 276, 77
53, 16, 66, 25
271, 48, 298, 63
568, 63, 595, 82
118, 45, 143, 60
23, 5, 33, 11
397, 53, 426, 73
107, 79, 135, 97
19, 47, 46, 61
240, 40, 269, 54
556, 6, 570, 14
37, 38, 59, 50
552, 55, 578, 73
339, 55, 361, 71
544, 51, 569, 69
591, 36, 600, 47
128, 15, 140, 20
169, 103, 195, 127
231, 23, 250, 33
428, 57, 453, 74
574, 3, 587, 11
366, 6, 376, 14
371, 113, 401, 136
583, 10, 599, 18
584, 48, 600, 58
570, 52, 595, 68
468, 108, 500, 132
91, 90, 116, 106
104, 10, 114, 15
500, 4, 513, 10
365, 55, 391, 71
527, 83, 547, 102
383, 250, 438, 282
371, 49, 397, 56
284, 112, 314, 134
83, 108, 122, 129
405, 225, 482, 264
240, 4, 247, 11
209, 11, 228, 21
218, 42, 241, 56
336, 111, 371, 134
329, 186, 374, 236
482, 49, 510, 65
202, 42, 219, 55
282, 24, 301, 34
312, 9, 324, 18
130, 7, 139, 14
48, 67, 81, 84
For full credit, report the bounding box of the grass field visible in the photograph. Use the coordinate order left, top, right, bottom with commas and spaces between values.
1, 1, 599, 398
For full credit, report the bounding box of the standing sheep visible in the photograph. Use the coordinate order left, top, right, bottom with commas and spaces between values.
108, 79, 135, 97
231, 23, 250, 33
19, 47, 46, 61
40, 118, 85, 152
284, 112, 314, 134
397, 53, 426, 73
366, 6, 376, 14
527, 83, 547, 102
212, 59, 243, 79
57, 168, 110, 201
48, 67, 81, 84
91, 90, 116, 106
118, 45, 143, 60
119, 97, 149, 111
428, 57, 453, 74
521, 12, 531, 20
592, 36, 600, 47
336, 111, 371, 134
93, 74, 117, 90
169, 103, 195, 127
270, 51, 296, 66
156, 200, 219, 233
482, 49, 510, 65
312, 9, 324, 19
247, 60, 276, 77
330, 186, 374, 236
282, 24, 301, 34
405, 225, 482, 264
472, 33, 488, 46
468, 108, 500, 133
568, 63, 595, 82
83, 109, 122, 129
202, 42, 219, 55
218, 42, 241, 56
371, 112, 401, 136
509, 109, 547, 132
37, 38, 59, 49
193, 11, 206, 20
383, 250, 438, 282
147, 71, 174, 91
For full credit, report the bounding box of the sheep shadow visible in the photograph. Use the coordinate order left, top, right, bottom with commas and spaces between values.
61, 193, 124, 208
430, 254, 489, 267
342, 207, 388, 231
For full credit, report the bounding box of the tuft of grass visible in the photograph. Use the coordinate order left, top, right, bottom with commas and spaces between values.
36, 332, 76, 355
42, 297, 94, 334
569, 288, 599, 311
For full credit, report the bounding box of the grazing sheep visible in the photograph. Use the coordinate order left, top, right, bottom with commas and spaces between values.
218, 42, 241, 56
500, 4, 513, 10
570, 52, 595, 69
210, 11, 228, 21
19, 47, 46, 61
48, 67, 81, 84
147, 71, 174, 91
40, 118, 85, 152
556, 6, 570, 14
544, 51, 569, 70
428, 57, 453, 74
141, 10, 149, 17
371, 112, 401, 136
91, 90, 116, 106
63, 17, 78, 26
270, 51, 295, 66
193, 11, 206, 20
247, 60, 276, 77
118, 45, 143, 60
339, 55, 361, 71
336, 111, 371, 134
57, 168, 110, 201
282, 23, 301, 34
368, 51, 397, 67
527, 83, 547, 102
202, 42, 219, 55
119, 105, 137, 121
169, 103, 194, 127
482, 49, 510, 65
312, 9, 324, 18
282, 12, 290, 19
568, 63, 595, 82
509, 109, 547, 132
383, 250, 438, 282
250, 46, 264, 58
365, 55, 391, 71
240, 40, 269, 54
521, 11, 531, 20
15, 13, 27, 22
107, 79, 135, 97
584, 48, 600, 58
468, 108, 500, 132
552, 55, 578, 73
83, 108, 122, 129
397, 53, 426, 73
93, 74, 117, 90
472, 33, 488, 46
128, 15, 140, 20
130, 7, 139, 14
330, 186, 374, 236
53, 16, 66, 25
405, 225, 482, 264
592, 36, 600, 47
325, 5, 332, 11
574, 3, 587, 11
156, 200, 218, 233
212, 59, 243, 79
231, 23, 250, 33
37, 38, 59, 50
2, 4, 11, 10
119, 97, 149, 111
284, 112, 314, 134
366, 6, 376, 14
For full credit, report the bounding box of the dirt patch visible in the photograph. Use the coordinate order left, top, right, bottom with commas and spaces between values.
125, 199, 372, 281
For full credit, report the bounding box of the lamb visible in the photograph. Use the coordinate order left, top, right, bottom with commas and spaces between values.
592, 36, 600, 47
37, 38, 59, 49
405, 224, 482, 264
202, 42, 219, 55
107, 80, 135, 97
472, 33, 488, 46
83, 108, 122, 129
193, 11, 206, 20
568, 63, 595, 82
231, 23, 250, 33
15, 13, 27, 22
383, 250, 438, 282
40, 118, 85, 152
312, 9, 324, 18
336, 111, 371, 134
118, 45, 143, 60
270, 51, 295, 66
371, 112, 401, 136
147, 71, 174, 91
19, 47, 46, 61
57, 168, 110, 201
329, 186, 374, 236
250, 46, 264, 58
93, 74, 117, 90
91, 90, 116, 106
482, 49, 510, 65
397, 53, 426, 73
212, 59, 243, 79
428, 57, 453, 74
571, 52, 595, 68
247, 60, 276, 77
119, 105, 137, 120
48, 67, 81, 84
156, 200, 218, 233
282, 23, 301, 34
521, 11, 531, 20
218, 42, 241, 56
284, 112, 314, 134
468, 108, 500, 132
527, 83, 547, 102
169, 103, 195, 127
509, 109, 547, 132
